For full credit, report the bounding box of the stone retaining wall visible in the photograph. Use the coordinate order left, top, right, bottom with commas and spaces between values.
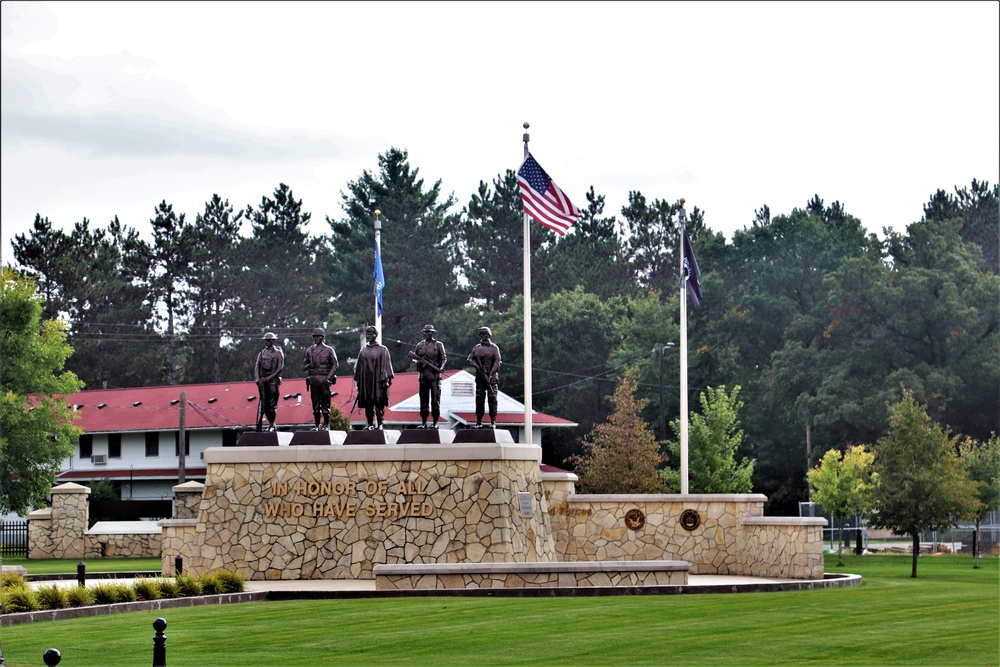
737, 517, 827, 579
373, 560, 691, 590
83, 531, 162, 559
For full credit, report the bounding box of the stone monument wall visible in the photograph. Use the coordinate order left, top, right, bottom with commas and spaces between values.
542, 470, 825, 580
185, 443, 556, 580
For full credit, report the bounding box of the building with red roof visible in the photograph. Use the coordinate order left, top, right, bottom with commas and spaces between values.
56, 370, 576, 500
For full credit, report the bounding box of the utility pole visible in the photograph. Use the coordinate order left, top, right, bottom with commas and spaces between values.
178, 391, 186, 484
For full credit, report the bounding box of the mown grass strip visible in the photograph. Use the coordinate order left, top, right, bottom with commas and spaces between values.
1, 556, 161, 575
2, 555, 995, 667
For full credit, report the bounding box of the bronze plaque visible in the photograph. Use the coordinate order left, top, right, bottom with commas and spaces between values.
680, 509, 701, 531
624, 508, 646, 531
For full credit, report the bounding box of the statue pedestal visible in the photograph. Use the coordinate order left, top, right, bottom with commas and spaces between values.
235, 431, 293, 446
397, 429, 456, 444
289, 430, 347, 446
453, 428, 514, 444
343, 429, 401, 445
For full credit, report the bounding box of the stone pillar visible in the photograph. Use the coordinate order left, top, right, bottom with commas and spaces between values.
172, 480, 206, 519
28, 482, 90, 559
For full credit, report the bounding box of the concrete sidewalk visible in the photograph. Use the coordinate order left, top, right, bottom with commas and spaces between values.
29, 573, 858, 593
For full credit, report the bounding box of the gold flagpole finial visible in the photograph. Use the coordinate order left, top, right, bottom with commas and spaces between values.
374, 209, 381, 217
679, 198, 685, 206
523, 122, 529, 129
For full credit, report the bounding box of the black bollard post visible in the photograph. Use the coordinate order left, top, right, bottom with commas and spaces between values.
43, 648, 62, 666
174, 555, 183, 576
855, 527, 864, 555
77, 561, 86, 587
152, 617, 167, 667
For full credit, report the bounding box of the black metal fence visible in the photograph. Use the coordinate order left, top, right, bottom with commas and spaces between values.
0, 519, 28, 557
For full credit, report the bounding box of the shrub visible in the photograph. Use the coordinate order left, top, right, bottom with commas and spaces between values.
92, 581, 135, 605
175, 573, 202, 597
66, 585, 95, 608
214, 569, 246, 594
35, 583, 69, 610
133, 577, 162, 601
199, 572, 223, 595
116, 582, 138, 603
1, 571, 27, 589
2, 584, 40, 613
155, 577, 180, 599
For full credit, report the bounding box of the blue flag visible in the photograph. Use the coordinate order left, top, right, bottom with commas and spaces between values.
374, 238, 385, 317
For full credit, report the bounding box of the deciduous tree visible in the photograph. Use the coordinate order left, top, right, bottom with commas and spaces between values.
669, 385, 755, 494
869, 392, 977, 577
807, 445, 874, 566
0, 268, 84, 515
958, 434, 1000, 568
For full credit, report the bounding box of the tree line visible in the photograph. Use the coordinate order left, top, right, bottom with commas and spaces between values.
8, 146, 998, 514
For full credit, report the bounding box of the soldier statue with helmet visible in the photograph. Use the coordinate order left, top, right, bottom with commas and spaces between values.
466, 326, 501, 428
408, 324, 447, 429
302, 327, 339, 430
254, 332, 284, 432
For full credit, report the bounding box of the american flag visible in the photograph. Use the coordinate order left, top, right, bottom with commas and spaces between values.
517, 153, 582, 235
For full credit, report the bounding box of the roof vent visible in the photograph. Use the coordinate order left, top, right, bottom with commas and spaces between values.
170, 399, 179, 405
133, 401, 142, 407
97, 403, 107, 409
247, 395, 257, 402
208, 398, 218, 403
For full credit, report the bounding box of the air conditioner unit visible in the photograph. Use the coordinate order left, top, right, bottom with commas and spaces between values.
91, 454, 107, 465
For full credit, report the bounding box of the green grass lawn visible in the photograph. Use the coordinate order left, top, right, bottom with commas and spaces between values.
1, 556, 161, 575
2, 555, 996, 667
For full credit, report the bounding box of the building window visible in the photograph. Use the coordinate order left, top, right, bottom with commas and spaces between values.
108, 433, 122, 459
145, 432, 159, 457
174, 432, 190, 456
222, 430, 239, 447
79, 434, 93, 459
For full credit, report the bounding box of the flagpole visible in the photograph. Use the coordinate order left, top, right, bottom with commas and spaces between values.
522, 123, 534, 450
678, 199, 689, 495
374, 209, 383, 344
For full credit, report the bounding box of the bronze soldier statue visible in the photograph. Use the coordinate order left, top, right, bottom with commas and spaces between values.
354, 326, 394, 429
254, 332, 284, 432
302, 327, 339, 430
408, 324, 447, 429
466, 326, 501, 428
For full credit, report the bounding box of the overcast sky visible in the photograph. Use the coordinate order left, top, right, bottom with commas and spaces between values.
2, 1, 998, 264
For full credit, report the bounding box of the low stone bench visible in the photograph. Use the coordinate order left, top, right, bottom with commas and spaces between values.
373, 560, 691, 591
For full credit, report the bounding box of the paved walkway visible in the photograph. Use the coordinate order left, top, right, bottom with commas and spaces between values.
29, 573, 838, 593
